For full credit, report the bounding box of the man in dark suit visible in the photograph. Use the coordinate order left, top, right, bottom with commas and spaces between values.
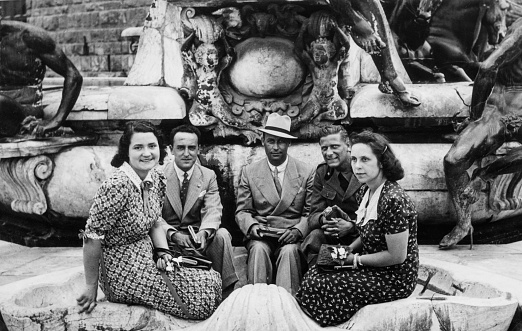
235, 113, 315, 295
161, 125, 238, 296
302, 127, 362, 267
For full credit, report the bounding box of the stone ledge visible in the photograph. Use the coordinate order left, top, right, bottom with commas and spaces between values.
0, 260, 518, 331
42, 85, 186, 121
350, 82, 473, 126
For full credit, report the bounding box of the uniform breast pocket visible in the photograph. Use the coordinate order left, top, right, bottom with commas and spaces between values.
320, 187, 336, 201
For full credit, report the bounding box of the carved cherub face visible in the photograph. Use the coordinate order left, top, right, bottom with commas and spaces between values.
194, 43, 219, 69
310, 38, 336, 65
223, 8, 242, 29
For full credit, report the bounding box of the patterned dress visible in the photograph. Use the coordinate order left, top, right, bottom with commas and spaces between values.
83, 163, 222, 319
296, 181, 419, 326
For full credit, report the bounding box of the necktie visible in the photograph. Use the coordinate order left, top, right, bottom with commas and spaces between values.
273, 167, 282, 196
180, 172, 189, 206
339, 172, 349, 193
141, 180, 153, 217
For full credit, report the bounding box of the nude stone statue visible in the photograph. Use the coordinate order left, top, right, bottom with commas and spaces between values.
327, 0, 420, 107
0, 13, 82, 138
441, 18, 522, 249
294, 18, 350, 129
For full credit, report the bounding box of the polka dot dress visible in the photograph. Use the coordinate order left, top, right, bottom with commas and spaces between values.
296, 181, 419, 326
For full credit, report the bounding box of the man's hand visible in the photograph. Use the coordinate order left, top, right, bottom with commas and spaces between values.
196, 231, 208, 251
171, 232, 195, 248
279, 228, 301, 245
76, 283, 98, 314
322, 219, 354, 238
248, 224, 263, 240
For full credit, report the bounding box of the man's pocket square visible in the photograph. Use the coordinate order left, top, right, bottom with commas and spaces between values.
198, 190, 207, 198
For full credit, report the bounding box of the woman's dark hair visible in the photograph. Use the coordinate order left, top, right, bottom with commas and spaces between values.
349, 130, 404, 181
111, 121, 167, 167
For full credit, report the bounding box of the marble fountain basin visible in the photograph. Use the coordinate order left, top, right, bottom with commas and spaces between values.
0, 260, 518, 331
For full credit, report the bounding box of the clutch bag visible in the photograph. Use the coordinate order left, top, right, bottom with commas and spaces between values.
154, 247, 212, 270
316, 244, 353, 273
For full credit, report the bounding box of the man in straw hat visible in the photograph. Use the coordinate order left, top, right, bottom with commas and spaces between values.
235, 113, 315, 295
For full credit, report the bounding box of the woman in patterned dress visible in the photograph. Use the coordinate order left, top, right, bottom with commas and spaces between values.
296, 130, 419, 326
76, 121, 221, 319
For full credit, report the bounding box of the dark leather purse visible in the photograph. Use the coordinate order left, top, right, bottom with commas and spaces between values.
153, 247, 212, 270
316, 244, 353, 273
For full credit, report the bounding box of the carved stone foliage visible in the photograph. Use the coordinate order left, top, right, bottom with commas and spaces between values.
179, 4, 352, 143
0, 155, 53, 215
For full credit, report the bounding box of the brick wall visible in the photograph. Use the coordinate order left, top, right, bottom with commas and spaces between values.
26, 0, 152, 77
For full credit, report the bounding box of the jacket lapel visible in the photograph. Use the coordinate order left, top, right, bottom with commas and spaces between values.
166, 164, 183, 220
253, 160, 281, 208
272, 157, 300, 215
182, 164, 203, 219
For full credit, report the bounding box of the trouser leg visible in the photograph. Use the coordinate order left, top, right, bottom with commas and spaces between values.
245, 239, 273, 285
275, 243, 304, 296
206, 228, 239, 289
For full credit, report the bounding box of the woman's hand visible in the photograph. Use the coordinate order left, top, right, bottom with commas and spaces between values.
156, 253, 172, 271
76, 283, 98, 314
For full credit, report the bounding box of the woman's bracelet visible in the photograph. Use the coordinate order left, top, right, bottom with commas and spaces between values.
353, 253, 359, 269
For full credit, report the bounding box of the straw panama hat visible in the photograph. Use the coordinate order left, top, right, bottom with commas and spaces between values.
259, 113, 297, 139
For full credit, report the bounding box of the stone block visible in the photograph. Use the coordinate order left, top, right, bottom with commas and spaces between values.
107, 86, 186, 120
41, 16, 59, 31
125, 7, 150, 26
62, 30, 83, 44
92, 55, 110, 72
99, 10, 127, 28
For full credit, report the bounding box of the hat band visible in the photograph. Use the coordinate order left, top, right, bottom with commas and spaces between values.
264, 125, 292, 135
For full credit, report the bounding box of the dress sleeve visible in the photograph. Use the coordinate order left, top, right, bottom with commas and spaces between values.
381, 186, 414, 235
82, 179, 127, 240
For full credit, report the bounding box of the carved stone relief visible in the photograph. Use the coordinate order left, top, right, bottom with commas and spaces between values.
0, 155, 53, 215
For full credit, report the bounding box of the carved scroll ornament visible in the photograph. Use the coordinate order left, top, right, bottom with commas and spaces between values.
0, 155, 53, 215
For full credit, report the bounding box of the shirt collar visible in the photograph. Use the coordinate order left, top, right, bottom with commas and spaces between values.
120, 162, 154, 191
267, 157, 288, 173
173, 162, 195, 182
355, 181, 386, 226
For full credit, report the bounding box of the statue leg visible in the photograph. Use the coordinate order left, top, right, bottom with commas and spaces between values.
355, 0, 420, 107
0, 95, 27, 137
440, 112, 505, 249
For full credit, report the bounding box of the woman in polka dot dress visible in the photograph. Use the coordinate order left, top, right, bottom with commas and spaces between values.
296, 130, 419, 326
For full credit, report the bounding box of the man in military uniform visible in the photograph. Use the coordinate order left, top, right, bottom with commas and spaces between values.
302, 127, 362, 266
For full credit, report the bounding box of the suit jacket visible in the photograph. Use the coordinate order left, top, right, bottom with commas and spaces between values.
161, 162, 222, 233
308, 162, 362, 230
235, 156, 315, 238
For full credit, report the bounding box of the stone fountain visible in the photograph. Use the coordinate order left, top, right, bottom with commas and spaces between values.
1, 0, 521, 247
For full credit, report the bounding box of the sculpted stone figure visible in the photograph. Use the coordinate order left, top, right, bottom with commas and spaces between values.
441, 18, 522, 249
327, 0, 420, 107
0, 14, 82, 138
180, 12, 256, 134
294, 15, 350, 129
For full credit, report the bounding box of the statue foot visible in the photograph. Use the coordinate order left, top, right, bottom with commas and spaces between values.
439, 224, 474, 250
393, 90, 421, 107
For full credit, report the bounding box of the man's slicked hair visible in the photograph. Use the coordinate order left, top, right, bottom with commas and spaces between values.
319, 126, 349, 145
169, 124, 201, 145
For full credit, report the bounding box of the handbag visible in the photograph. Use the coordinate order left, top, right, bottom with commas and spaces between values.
316, 244, 353, 273
153, 247, 212, 270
